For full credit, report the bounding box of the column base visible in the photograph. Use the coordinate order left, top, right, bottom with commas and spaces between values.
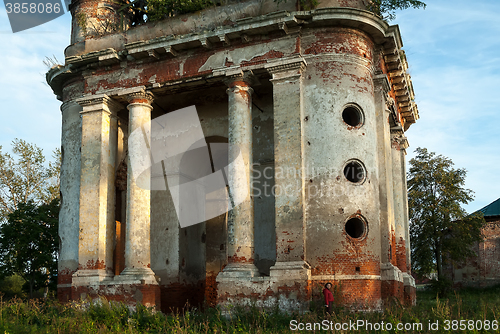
381, 263, 404, 303
216, 262, 260, 280
268, 261, 311, 313
115, 267, 159, 285
216, 262, 261, 313
70, 267, 160, 309
72, 269, 114, 286
403, 272, 416, 306
269, 261, 311, 280
215, 261, 312, 314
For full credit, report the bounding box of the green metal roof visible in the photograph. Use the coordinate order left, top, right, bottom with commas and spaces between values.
478, 198, 500, 217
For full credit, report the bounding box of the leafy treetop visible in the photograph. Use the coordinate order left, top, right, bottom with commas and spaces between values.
0, 139, 60, 222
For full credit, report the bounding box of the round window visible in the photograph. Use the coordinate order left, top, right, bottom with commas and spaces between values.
342, 105, 364, 127
345, 217, 366, 239
343, 160, 366, 183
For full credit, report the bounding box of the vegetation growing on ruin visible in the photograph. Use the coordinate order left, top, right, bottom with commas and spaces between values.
368, 0, 426, 20
1, 287, 500, 333
124, 0, 427, 26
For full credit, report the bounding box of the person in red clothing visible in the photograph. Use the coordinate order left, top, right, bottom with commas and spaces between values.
323, 282, 334, 315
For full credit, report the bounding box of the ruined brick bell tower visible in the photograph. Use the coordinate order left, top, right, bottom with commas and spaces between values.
48, 0, 418, 312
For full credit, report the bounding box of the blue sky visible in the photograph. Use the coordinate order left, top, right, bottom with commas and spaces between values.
0, 0, 498, 213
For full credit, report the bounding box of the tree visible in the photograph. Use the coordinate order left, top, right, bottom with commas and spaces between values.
0, 139, 60, 222
408, 148, 485, 281
368, 0, 427, 20
0, 199, 59, 298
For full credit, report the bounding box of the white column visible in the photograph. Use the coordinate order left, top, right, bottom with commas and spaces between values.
374, 75, 397, 266
373, 74, 403, 289
400, 137, 411, 271
119, 91, 157, 283
73, 95, 120, 283
220, 72, 259, 277
58, 101, 82, 287
391, 132, 407, 272
267, 58, 311, 278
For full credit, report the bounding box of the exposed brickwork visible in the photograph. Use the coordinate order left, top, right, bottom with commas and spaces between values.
217, 279, 311, 312
78, 259, 105, 270
312, 279, 382, 310
58, 287, 72, 303
404, 285, 416, 306
303, 28, 374, 60
447, 217, 500, 287
58, 269, 75, 285
312, 254, 380, 276
396, 237, 407, 273
71, 283, 161, 308
205, 273, 218, 308
381, 280, 404, 304
160, 281, 205, 312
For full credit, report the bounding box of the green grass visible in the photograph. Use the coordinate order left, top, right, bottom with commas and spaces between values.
1, 287, 500, 333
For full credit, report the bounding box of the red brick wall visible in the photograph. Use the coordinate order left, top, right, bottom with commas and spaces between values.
396, 238, 408, 273
381, 280, 404, 303
160, 280, 205, 313
312, 279, 382, 310
404, 285, 416, 306
447, 217, 500, 287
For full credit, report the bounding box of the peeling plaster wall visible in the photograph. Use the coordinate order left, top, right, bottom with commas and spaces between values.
301, 29, 381, 281
58, 98, 82, 302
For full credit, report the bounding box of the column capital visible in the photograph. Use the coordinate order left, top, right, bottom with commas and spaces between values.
60, 100, 81, 114
391, 134, 409, 152
373, 73, 391, 94
266, 57, 307, 75
385, 94, 396, 111
126, 91, 154, 105
224, 69, 257, 89
399, 136, 409, 150
75, 94, 123, 115
266, 57, 306, 83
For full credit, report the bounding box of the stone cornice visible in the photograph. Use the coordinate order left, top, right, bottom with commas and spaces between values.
60, 8, 393, 71
75, 94, 123, 115
47, 7, 413, 117
382, 47, 419, 130
266, 56, 307, 83
265, 57, 307, 74
46, 65, 80, 101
